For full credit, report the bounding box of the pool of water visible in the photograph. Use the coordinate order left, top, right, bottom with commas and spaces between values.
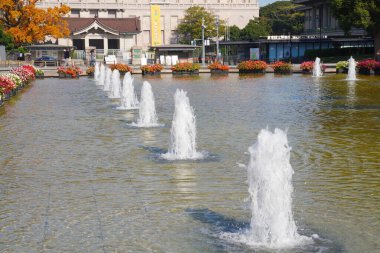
0, 74, 379, 252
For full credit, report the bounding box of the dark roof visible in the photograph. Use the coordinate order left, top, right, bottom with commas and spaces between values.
150, 44, 199, 51
64, 18, 141, 34
26, 44, 76, 50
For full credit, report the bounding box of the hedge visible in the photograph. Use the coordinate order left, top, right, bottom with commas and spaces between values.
304, 47, 374, 59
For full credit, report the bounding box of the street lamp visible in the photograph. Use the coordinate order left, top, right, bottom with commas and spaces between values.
202, 17, 206, 67
215, 15, 219, 62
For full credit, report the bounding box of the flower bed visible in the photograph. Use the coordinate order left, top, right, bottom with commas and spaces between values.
357, 59, 377, 75
86, 67, 95, 77
208, 62, 229, 75
36, 69, 44, 79
57, 66, 83, 78
336, 61, 349, 74
374, 62, 380, 75
300, 61, 314, 73
0, 65, 37, 105
141, 64, 163, 76
237, 60, 267, 74
109, 63, 133, 75
171, 63, 200, 75
272, 61, 292, 74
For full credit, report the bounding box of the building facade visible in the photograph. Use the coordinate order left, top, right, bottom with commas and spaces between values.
37, 0, 259, 59
294, 0, 366, 37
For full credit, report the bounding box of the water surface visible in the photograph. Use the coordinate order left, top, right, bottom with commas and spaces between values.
0, 74, 379, 252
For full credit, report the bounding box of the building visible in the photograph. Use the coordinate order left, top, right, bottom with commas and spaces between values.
294, 0, 366, 37
37, 0, 259, 63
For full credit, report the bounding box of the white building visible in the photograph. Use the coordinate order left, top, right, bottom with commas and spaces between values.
37, 0, 259, 62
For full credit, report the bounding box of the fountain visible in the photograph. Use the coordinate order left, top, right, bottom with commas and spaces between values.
109, 69, 121, 99
221, 128, 311, 248
312, 57, 323, 77
131, 81, 160, 127
97, 64, 105, 86
347, 56, 357, 81
94, 62, 100, 81
103, 68, 112, 91
117, 72, 139, 110
162, 89, 203, 160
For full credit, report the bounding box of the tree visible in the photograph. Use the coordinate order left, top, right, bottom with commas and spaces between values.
0, 26, 15, 51
260, 1, 304, 35
229, 25, 242, 41
330, 0, 380, 54
177, 6, 225, 44
0, 0, 70, 46
240, 19, 270, 40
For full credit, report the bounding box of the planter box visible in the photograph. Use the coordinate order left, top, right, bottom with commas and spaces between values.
58, 72, 66, 78
119, 71, 132, 76
274, 70, 292, 74
172, 70, 199, 76
336, 68, 348, 74
238, 69, 266, 74
87, 72, 94, 77
142, 71, 161, 76
210, 69, 229, 75
358, 68, 371, 75
3, 92, 11, 100
36, 73, 44, 79
301, 70, 312, 74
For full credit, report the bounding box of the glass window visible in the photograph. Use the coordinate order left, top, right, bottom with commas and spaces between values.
299, 43, 306, 57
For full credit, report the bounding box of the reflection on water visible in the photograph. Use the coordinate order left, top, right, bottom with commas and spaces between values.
0, 74, 379, 252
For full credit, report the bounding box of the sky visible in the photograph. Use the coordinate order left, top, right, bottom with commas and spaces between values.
259, 0, 281, 7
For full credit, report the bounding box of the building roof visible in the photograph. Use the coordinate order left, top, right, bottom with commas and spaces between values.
150, 44, 199, 51
65, 18, 141, 35
26, 44, 76, 50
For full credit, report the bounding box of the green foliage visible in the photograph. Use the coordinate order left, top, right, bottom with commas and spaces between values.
226, 0, 304, 42
330, 0, 379, 34
240, 19, 270, 40
0, 26, 15, 51
229, 25, 241, 41
177, 6, 225, 44
260, 1, 304, 35
336, 61, 349, 70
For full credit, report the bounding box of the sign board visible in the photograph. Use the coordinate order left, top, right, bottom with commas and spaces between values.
150, 5, 162, 46
249, 48, 260, 60
132, 47, 142, 65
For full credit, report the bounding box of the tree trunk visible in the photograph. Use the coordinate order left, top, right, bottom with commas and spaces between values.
374, 28, 380, 60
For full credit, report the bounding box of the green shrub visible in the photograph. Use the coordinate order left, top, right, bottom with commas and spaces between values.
304, 47, 374, 59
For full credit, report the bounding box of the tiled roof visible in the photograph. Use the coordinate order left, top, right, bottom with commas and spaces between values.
64, 18, 141, 34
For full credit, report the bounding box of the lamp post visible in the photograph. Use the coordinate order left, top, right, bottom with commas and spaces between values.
289, 32, 292, 62
215, 15, 219, 62
202, 17, 206, 67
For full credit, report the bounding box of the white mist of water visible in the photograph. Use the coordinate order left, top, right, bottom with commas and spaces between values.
117, 72, 139, 110
109, 69, 121, 98
347, 56, 357, 81
162, 89, 203, 160
131, 81, 160, 127
313, 57, 323, 77
103, 68, 112, 91
97, 64, 105, 86
94, 62, 100, 81
220, 128, 311, 249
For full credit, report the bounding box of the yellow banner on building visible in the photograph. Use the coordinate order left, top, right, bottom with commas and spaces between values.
150, 5, 162, 46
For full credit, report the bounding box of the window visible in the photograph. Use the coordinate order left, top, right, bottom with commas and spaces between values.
108, 39, 120, 49
89, 10, 98, 18
71, 9, 80, 18
108, 10, 116, 18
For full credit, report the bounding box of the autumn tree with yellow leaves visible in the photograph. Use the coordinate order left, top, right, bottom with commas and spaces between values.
0, 0, 71, 46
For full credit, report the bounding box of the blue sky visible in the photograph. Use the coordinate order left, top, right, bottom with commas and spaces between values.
259, 0, 280, 7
